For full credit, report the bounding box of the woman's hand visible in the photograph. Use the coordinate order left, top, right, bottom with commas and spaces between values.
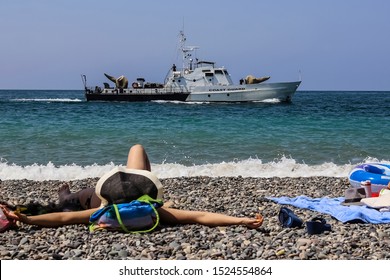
242, 213, 264, 229
0, 204, 27, 223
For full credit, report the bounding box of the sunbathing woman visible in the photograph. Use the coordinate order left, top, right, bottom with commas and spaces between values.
1, 144, 263, 230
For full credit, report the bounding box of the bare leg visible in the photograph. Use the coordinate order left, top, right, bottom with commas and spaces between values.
80, 145, 152, 209
57, 145, 151, 210
126, 144, 151, 171
58, 184, 99, 210
58, 184, 84, 211
58, 184, 71, 199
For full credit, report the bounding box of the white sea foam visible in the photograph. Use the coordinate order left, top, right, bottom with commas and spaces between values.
253, 98, 281, 103
0, 162, 116, 181
152, 100, 209, 105
2, 157, 386, 181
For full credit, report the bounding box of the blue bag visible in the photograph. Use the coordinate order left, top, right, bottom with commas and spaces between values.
89, 194, 163, 233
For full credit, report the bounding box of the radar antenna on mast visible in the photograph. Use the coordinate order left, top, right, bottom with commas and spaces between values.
179, 30, 199, 69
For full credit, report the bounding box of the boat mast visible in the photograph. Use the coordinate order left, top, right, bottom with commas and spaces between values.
179, 30, 198, 71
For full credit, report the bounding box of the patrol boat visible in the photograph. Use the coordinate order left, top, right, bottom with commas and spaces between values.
82, 31, 301, 102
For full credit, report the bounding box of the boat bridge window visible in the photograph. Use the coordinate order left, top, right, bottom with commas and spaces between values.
205, 73, 214, 77
197, 61, 215, 67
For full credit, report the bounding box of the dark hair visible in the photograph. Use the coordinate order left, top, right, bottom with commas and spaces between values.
0, 200, 78, 215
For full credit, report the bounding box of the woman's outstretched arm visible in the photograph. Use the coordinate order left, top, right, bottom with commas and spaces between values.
1, 205, 97, 227
1, 205, 263, 229
158, 207, 263, 229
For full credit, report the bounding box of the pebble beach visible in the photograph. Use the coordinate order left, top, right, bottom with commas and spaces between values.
1, 176, 390, 260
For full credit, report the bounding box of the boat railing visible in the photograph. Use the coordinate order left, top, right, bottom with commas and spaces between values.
86, 85, 190, 95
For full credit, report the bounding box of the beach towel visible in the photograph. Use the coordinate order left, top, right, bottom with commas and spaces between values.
267, 195, 390, 224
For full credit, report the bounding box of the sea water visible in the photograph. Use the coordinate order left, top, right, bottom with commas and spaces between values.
0, 90, 389, 180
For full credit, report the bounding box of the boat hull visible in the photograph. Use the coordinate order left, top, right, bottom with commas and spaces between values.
85, 92, 190, 102
187, 81, 301, 102
85, 81, 301, 103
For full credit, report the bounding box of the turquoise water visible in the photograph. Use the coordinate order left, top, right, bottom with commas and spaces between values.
1, 90, 389, 180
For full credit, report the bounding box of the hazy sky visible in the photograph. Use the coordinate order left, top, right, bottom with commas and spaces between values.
1, 0, 389, 90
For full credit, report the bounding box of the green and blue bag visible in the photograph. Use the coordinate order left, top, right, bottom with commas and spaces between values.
89, 194, 163, 233
89, 167, 164, 233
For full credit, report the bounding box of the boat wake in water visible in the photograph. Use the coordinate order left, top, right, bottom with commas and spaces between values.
10, 98, 83, 103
